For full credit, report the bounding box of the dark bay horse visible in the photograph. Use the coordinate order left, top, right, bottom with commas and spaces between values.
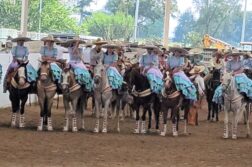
37, 61, 57, 131
124, 67, 160, 134
160, 72, 183, 136
206, 68, 221, 121
8, 61, 33, 128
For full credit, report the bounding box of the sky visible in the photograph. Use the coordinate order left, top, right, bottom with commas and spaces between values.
88, 0, 252, 37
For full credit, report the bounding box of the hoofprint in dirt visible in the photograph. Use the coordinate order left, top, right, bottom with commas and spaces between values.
0, 99, 251, 167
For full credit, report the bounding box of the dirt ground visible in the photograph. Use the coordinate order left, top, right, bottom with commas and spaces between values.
0, 98, 251, 167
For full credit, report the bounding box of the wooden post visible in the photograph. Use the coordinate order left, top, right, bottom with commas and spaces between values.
163, 0, 171, 48
20, 0, 29, 36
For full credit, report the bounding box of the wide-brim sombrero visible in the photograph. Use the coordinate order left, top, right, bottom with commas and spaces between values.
243, 52, 252, 58
93, 38, 107, 45
189, 65, 205, 74
12, 35, 31, 42
66, 36, 86, 44
102, 44, 120, 49
169, 46, 188, 55
212, 51, 224, 58
41, 35, 59, 42
188, 48, 203, 55
226, 50, 245, 57
140, 44, 158, 50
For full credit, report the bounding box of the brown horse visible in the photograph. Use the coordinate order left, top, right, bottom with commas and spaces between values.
61, 67, 87, 132
37, 61, 57, 131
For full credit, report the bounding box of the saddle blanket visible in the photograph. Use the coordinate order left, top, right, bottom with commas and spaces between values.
212, 85, 223, 104
235, 73, 252, 99
26, 64, 37, 83
173, 71, 197, 100
74, 67, 93, 92
50, 63, 62, 83
106, 67, 123, 90
146, 68, 163, 94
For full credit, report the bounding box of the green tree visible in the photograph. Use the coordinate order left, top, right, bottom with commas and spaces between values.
0, 0, 21, 29
82, 12, 134, 41
76, 0, 93, 24
105, 0, 178, 39
0, 0, 80, 34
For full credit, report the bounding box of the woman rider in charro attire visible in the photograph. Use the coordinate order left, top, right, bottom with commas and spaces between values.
139, 45, 163, 94
225, 51, 252, 100
166, 47, 197, 101
3, 35, 31, 93
102, 44, 123, 90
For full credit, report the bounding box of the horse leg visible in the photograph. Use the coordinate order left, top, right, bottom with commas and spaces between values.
102, 99, 110, 133
154, 103, 160, 131
63, 97, 70, 132
223, 107, 229, 139
117, 100, 122, 132
141, 107, 148, 134
19, 95, 28, 128
47, 96, 54, 131
207, 102, 211, 121
81, 95, 86, 130
71, 99, 78, 132
10, 95, 19, 128
147, 107, 152, 130
232, 111, 238, 140
183, 101, 190, 135
172, 108, 179, 137
37, 95, 45, 131
93, 99, 100, 133
160, 110, 168, 136
246, 104, 251, 138
134, 106, 140, 134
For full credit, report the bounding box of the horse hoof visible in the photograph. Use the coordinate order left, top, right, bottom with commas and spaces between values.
232, 135, 237, 140
63, 127, 69, 132
19, 124, 25, 128
141, 130, 146, 134
160, 132, 166, 137
37, 126, 43, 131
72, 127, 78, 132
246, 134, 250, 138
223, 134, 229, 139
93, 128, 99, 133
133, 129, 140, 134
102, 128, 107, 133
173, 132, 178, 137
47, 126, 53, 131
11, 123, 16, 128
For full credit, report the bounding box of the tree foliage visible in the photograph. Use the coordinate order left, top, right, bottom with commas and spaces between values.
105, 0, 178, 38
174, 0, 243, 47
0, 0, 80, 33
82, 12, 134, 41
76, 0, 93, 24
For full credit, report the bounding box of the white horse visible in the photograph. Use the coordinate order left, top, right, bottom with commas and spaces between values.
222, 72, 250, 139
93, 63, 113, 133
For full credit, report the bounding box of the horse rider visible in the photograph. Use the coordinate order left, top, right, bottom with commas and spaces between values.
3, 35, 33, 93
82, 40, 93, 70
204, 51, 224, 82
139, 45, 163, 94
66, 36, 92, 92
243, 52, 252, 79
102, 44, 123, 90
225, 51, 252, 100
90, 38, 107, 71
166, 46, 197, 101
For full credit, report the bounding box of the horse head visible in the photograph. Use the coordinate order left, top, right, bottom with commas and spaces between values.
61, 65, 72, 92
221, 72, 233, 92
14, 60, 29, 86
38, 60, 51, 81
93, 63, 105, 86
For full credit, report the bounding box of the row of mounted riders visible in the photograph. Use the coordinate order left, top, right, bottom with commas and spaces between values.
3, 58, 252, 137
1, 56, 217, 136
